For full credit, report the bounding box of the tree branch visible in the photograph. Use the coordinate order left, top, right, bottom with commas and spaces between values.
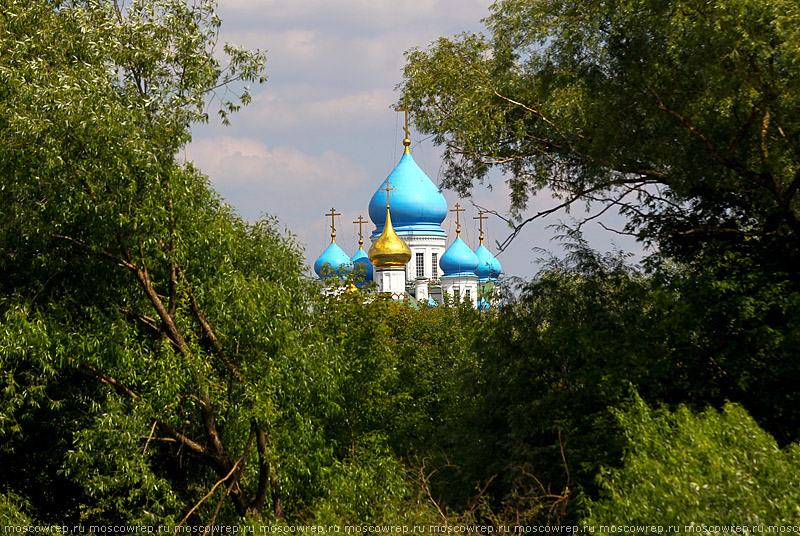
73, 359, 140, 401
120, 307, 163, 337
51, 234, 135, 270
179, 267, 243, 382
647, 85, 777, 195
132, 263, 191, 356
250, 423, 270, 515
174, 435, 250, 534
158, 421, 212, 461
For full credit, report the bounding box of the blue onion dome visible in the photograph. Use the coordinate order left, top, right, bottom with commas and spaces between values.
477, 298, 490, 312
489, 254, 502, 279
351, 247, 373, 285
314, 241, 351, 279
440, 237, 479, 277
368, 147, 447, 238
474, 244, 497, 281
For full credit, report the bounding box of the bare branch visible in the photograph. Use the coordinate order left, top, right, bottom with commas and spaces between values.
51, 234, 135, 270
175, 439, 249, 534
168, 262, 178, 320
142, 420, 158, 455
477, 184, 614, 252
207, 473, 237, 527
158, 421, 210, 461
675, 225, 783, 238
120, 308, 162, 336
647, 85, 777, 196
419, 462, 450, 528
73, 359, 140, 401
760, 107, 771, 168
597, 222, 639, 237
132, 264, 191, 356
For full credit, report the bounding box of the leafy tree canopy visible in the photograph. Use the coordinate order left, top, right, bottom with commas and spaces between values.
585, 392, 800, 524
0, 0, 326, 524
398, 0, 800, 253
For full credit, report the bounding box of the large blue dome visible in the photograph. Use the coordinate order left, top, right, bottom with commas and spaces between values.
475, 244, 502, 280
440, 237, 479, 277
350, 248, 373, 286
314, 242, 351, 279
368, 153, 447, 238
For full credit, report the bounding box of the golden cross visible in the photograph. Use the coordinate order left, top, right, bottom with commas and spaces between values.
395, 108, 412, 140
325, 207, 340, 241
474, 210, 488, 244
450, 202, 465, 236
353, 215, 367, 247
379, 180, 395, 207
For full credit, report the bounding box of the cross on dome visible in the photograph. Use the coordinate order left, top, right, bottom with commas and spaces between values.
313, 116, 501, 308
474, 210, 488, 244
353, 215, 367, 248
450, 202, 465, 237
379, 180, 395, 207
325, 207, 341, 242
395, 108, 413, 153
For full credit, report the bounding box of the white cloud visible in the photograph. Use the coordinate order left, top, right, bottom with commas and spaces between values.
219, 0, 492, 32
185, 136, 369, 217
225, 86, 396, 134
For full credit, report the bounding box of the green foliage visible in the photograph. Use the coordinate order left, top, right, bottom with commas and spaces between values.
648, 242, 800, 443
0, 0, 329, 524
0, 11, 479, 506
309, 439, 434, 525
400, 0, 800, 245
306, 289, 480, 524
0, 492, 33, 526
426, 236, 799, 523
6, 0, 800, 525
429, 242, 669, 523
585, 393, 800, 524
399, 3, 800, 520
312, 289, 479, 460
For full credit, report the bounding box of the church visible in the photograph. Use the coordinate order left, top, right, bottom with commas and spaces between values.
312, 120, 501, 309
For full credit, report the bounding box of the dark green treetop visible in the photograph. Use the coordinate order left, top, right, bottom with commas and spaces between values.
399, 0, 800, 251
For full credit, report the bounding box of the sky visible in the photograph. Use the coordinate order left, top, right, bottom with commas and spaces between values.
184, 0, 643, 279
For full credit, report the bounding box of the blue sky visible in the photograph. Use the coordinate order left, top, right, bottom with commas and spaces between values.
185, 0, 642, 279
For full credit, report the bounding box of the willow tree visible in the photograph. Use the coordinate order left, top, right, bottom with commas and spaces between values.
400, 0, 800, 248
399, 0, 800, 442
0, 0, 334, 523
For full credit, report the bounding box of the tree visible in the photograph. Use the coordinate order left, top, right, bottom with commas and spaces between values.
584, 392, 800, 524
399, 0, 800, 249
398, 0, 800, 445
0, 0, 336, 523
426, 242, 674, 524
417, 236, 798, 524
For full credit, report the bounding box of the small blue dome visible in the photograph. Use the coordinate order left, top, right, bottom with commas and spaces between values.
440, 237, 479, 277
475, 244, 502, 281
368, 153, 447, 238
477, 298, 490, 311
351, 248, 373, 286
314, 242, 351, 279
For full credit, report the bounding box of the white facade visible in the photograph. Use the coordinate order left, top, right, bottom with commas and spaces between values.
374, 266, 407, 299
369, 234, 446, 282
441, 275, 479, 308
368, 233, 446, 302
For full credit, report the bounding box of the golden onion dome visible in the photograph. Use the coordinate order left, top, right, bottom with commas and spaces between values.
368, 206, 412, 268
